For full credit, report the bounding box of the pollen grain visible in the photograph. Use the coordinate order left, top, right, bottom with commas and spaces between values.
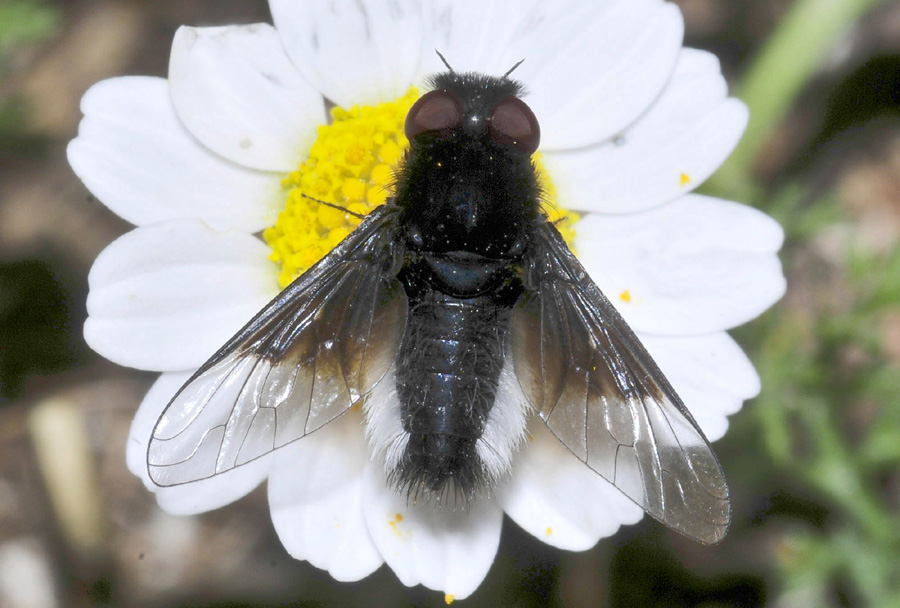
388, 512, 406, 538
264, 88, 419, 287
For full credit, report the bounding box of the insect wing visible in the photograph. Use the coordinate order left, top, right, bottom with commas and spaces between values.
148, 206, 407, 487
511, 222, 730, 544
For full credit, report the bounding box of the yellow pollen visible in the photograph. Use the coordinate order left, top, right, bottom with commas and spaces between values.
534, 152, 579, 253
388, 512, 405, 537
264, 88, 578, 287
620, 289, 632, 302
680, 172, 691, 186
445, 594, 456, 605
546, 527, 553, 536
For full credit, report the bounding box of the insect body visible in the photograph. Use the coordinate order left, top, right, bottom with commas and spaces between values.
148, 70, 731, 544
390, 73, 540, 500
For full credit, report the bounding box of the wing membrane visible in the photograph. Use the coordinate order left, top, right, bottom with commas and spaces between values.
512, 222, 730, 544
148, 205, 407, 486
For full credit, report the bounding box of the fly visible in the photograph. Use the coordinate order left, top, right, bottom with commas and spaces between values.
147, 65, 731, 545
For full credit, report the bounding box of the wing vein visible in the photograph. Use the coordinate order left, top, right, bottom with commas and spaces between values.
511, 220, 731, 544
147, 204, 406, 487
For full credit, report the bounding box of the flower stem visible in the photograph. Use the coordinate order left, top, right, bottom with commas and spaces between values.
708, 0, 886, 198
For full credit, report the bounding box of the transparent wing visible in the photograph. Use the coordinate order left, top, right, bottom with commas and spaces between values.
148, 205, 407, 487
511, 222, 730, 544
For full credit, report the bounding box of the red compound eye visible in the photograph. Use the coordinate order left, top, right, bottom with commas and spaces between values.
405, 89, 463, 140
488, 96, 540, 154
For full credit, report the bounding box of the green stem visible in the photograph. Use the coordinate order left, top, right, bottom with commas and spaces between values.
707, 0, 886, 198
802, 401, 896, 543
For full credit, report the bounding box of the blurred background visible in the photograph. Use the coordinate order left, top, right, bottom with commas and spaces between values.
2, 0, 900, 606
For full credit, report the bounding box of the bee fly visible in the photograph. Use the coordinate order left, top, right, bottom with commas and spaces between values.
147, 66, 731, 544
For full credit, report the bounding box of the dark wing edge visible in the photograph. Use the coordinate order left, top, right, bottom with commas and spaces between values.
147, 204, 408, 487
511, 221, 730, 544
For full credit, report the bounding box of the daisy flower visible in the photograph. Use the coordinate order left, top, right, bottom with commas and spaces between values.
68, 0, 786, 600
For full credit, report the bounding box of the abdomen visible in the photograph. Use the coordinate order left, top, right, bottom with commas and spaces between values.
393, 286, 515, 502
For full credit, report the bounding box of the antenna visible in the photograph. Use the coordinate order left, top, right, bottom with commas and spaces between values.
435, 49, 454, 72
503, 58, 526, 78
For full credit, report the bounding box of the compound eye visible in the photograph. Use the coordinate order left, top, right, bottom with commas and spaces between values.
488, 96, 540, 154
405, 89, 463, 140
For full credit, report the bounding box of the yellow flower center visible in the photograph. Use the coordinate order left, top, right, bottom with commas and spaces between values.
264, 87, 578, 288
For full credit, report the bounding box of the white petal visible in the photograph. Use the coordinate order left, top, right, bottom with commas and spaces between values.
498, 423, 644, 551
421, 0, 682, 149
418, 0, 561, 77
544, 48, 748, 213
267, 412, 383, 581
521, 0, 683, 150
575, 194, 786, 335
85, 220, 279, 372
67, 77, 282, 232
270, 0, 427, 107
642, 333, 761, 441
362, 466, 502, 599
168, 25, 326, 172
127, 371, 272, 514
